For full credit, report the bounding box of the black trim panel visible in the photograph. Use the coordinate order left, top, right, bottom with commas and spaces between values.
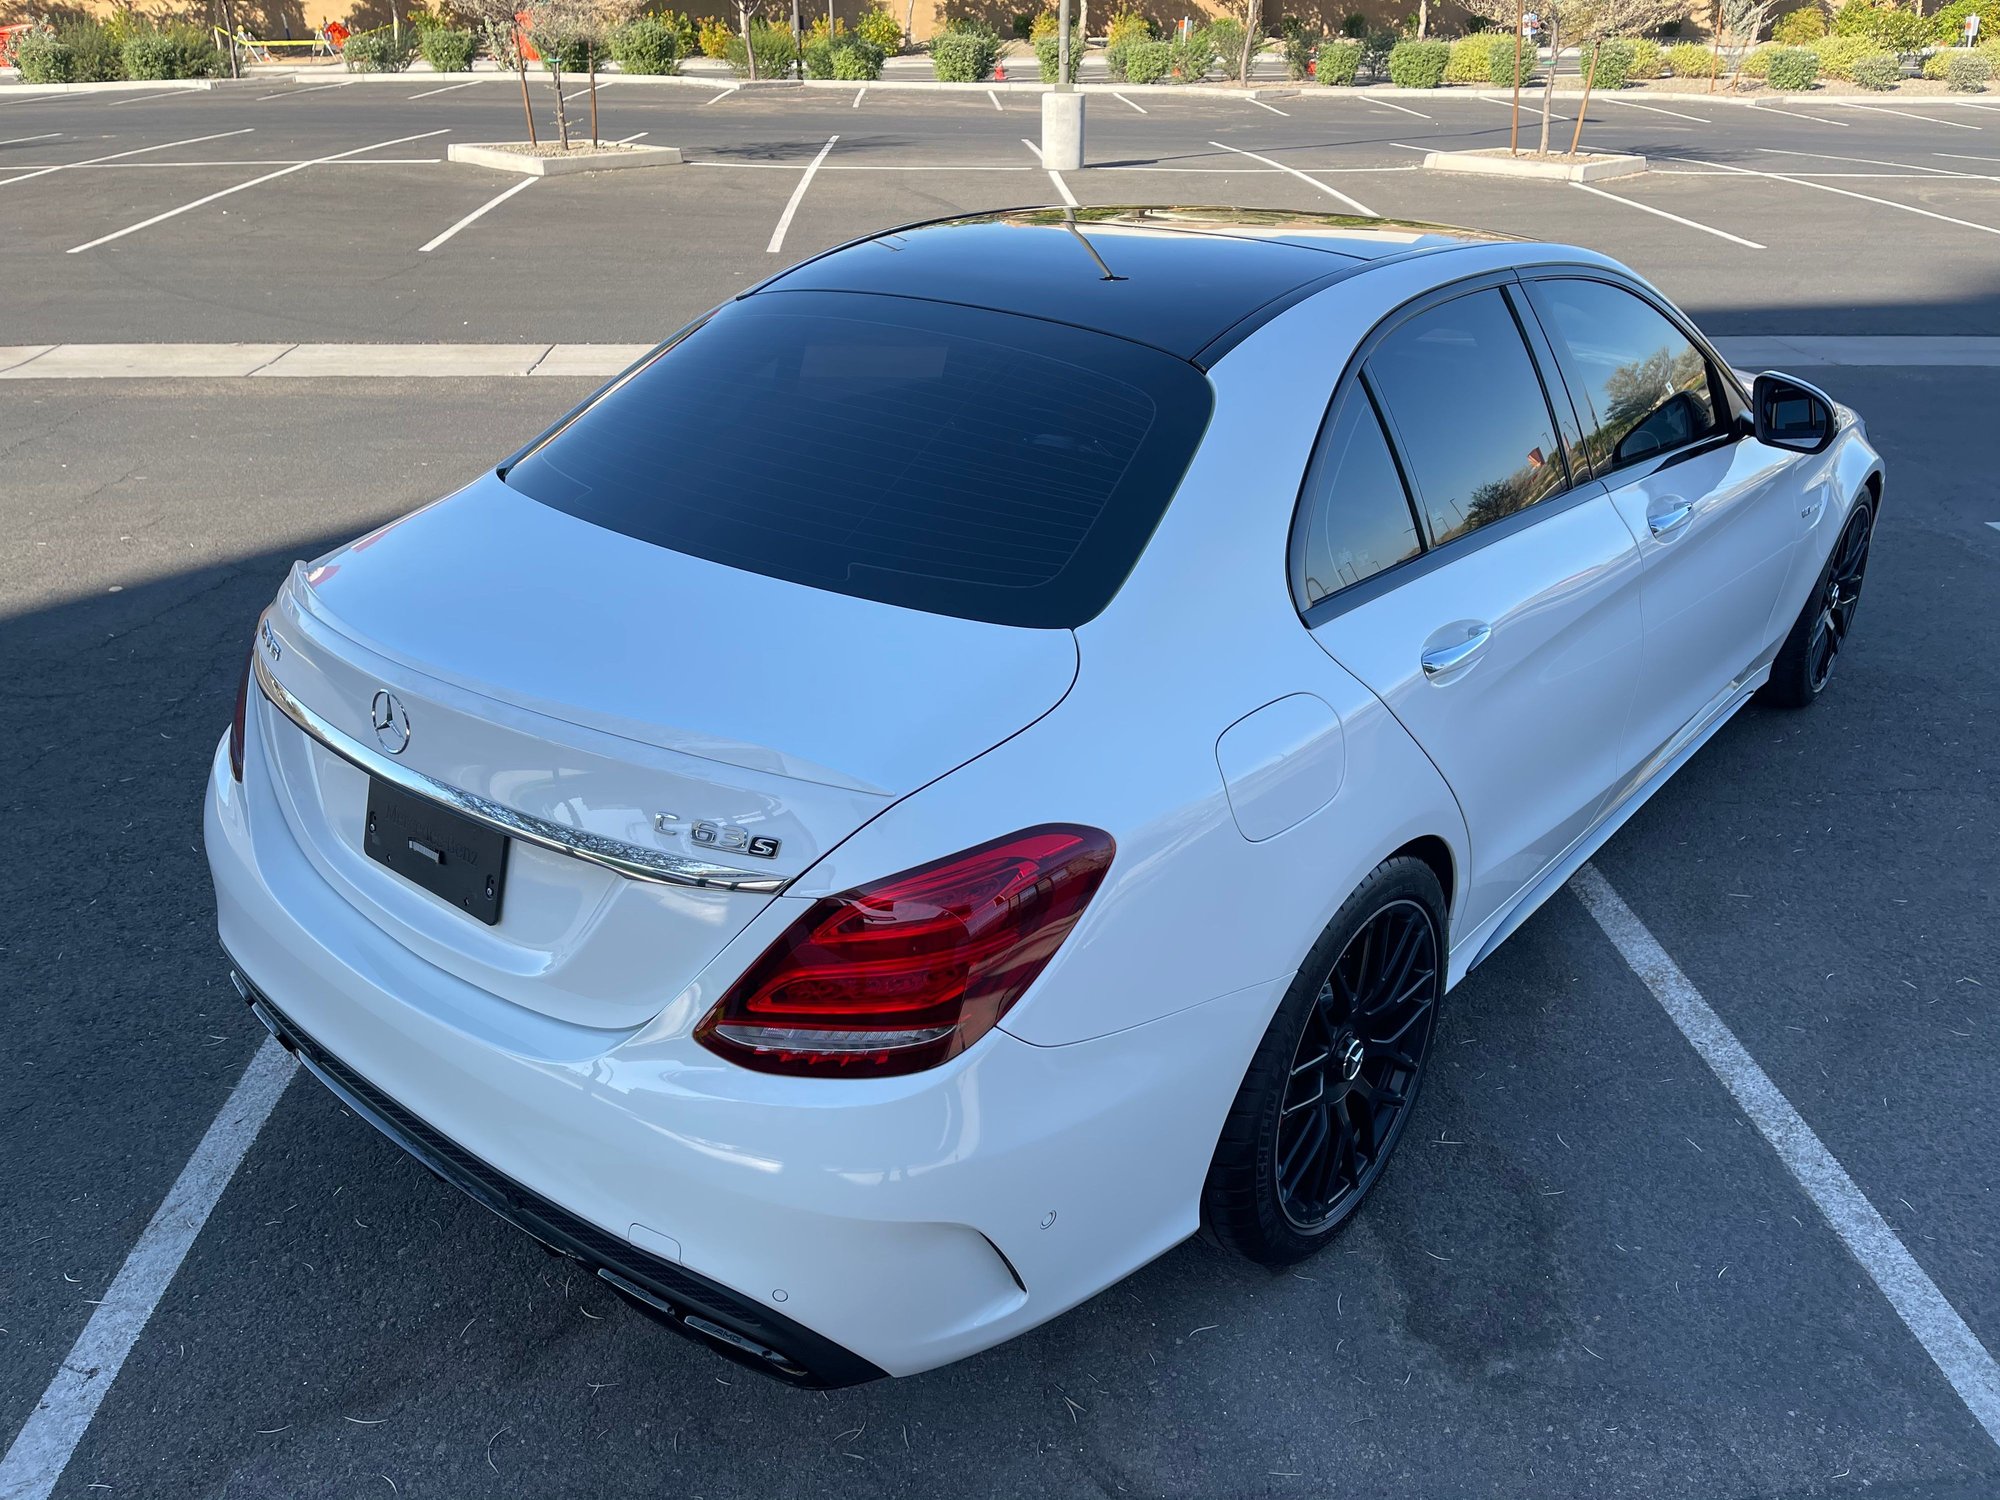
228, 961, 888, 1389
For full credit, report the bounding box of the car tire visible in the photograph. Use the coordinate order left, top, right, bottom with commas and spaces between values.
1201, 856, 1445, 1267
1758, 497, 1874, 710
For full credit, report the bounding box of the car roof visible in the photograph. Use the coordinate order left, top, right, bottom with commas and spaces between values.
750, 207, 1521, 366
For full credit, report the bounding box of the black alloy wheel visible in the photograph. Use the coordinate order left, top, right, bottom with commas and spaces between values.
1274, 899, 1439, 1231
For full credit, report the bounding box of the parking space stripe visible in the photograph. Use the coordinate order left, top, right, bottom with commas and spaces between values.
417, 175, 535, 253
1571, 864, 2000, 1451
0, 133, 61, 147
1678, 153, 2000, 239
1589, 95, 1711, 124
703, 85, 740, 105
257, 79, 354, 101
767, 133, 837, 254
988, 89, 1003, 110
1364, 97, 1430, 119
409, 80, 482, 98
1819, 100, 1980, 130
68, 130, 449, 253
1113, 91, 1147, 113
1249, 96, 1289, 116
853, 86, 867, 107
1750, 100, 1848, 127
1206, 140, 1376, 216
1570, 180, 1765, 248
1759, 146, 1971, 175
0, 128, 254, 191
107, 89, 197, 107
0, 1037, 297, 1500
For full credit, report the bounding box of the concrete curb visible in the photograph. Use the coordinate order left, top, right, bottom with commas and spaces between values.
1424, 149, 1647, 181
448, 141, 683, 175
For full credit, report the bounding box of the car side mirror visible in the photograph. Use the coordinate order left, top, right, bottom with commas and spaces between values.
1752, 372, 1836, 455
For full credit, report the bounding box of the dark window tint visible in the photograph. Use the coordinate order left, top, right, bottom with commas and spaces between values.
502, 292, 1214, 629
1531, 279, 1721, 474
1366, 288, 1568, 547
1290, 389, 1422, 609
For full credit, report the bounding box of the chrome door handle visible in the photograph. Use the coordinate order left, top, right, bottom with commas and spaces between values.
1648, 499, 1696, 537
1421, 624, 1491, 678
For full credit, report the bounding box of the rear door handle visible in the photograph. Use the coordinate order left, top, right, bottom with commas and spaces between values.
1648, 498, 1696, 537
1421, 623, 1491, 678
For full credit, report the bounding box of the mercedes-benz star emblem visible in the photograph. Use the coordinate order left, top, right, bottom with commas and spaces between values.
1339, 1037, 1366, 1083
370, 689, 411, 756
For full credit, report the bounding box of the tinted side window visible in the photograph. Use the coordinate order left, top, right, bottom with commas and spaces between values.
1530, 278, 1722, 474
1366, 289, 1568, 547
1290, 389, 1422, 609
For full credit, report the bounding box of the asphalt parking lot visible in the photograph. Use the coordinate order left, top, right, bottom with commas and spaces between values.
2, 77, 1998, 1500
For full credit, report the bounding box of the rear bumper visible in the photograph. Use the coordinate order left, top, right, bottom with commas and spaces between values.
206, 723, 1279, 1378
231, 967, 885, 1387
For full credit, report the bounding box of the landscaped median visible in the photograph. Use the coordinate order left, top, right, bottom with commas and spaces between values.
448, 141, 681, 176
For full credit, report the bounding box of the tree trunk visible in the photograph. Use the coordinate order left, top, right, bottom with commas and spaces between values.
738, 0, 759, 79
1240, 0, 1260, 81
1510, 0, 1524, 153
588, 45, 598, 146
1568, 40, 1598, 154
1708, 0, 1723, 91
549, 61, 570, 149
1537, 15, 1557, 153
1417, 0, 1428, 39
518, 52, 537, 144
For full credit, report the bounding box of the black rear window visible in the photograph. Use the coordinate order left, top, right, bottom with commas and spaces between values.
502, 291, 1214, 628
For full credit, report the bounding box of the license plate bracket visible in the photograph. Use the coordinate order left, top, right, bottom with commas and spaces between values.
365, 777, 509, 926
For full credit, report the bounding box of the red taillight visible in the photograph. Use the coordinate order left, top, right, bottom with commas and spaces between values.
695, 825, 1115, 1078
228, 640, 254, 782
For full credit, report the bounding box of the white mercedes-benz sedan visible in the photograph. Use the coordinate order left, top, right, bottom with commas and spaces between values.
206, 207, 1882, 1386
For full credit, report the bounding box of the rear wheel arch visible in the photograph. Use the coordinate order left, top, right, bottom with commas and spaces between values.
1386, 834, 1455, 940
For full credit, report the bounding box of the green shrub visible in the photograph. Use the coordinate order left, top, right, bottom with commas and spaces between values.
1104, 7, 1151, 46
929, 27, 997, 78
1848, 47, 1901, 84
343, 27, 420, 71
1487, 32, 1530, 83
1203, 16, 1246, 68
697, 15, 733, 55
1830, 0, 1926, 50
14, 32, 81, 82
1281, 18, 1317, 78
1360, 26, 1396, 77
1948, 47, 1994, 85
1808, 32, 1873, 75
1663, 39, 1717, 75
419, 25, 477, 70
120, 25, 223, 78
1443, 33, 1491, 80
1123, 36, 1172, 80
1341, 10, 1367, 36
1627, 36, 1661, 75
1739, 43, 1777, 75
1316, 37, 1361, 81
1772, 5, 1827, 42
1170, 27, 1220, 78
1765, 43, 1820, 85
1931, 0, 2000, 44
1579, 37, 1633, 86
801, 30, 836, 74
610, 17, 679, 72
1028, 8, 1056, 39
721, 20, 797, 75
1921, 45, 1952, 74
1011, 11, 1033, 37
855, 4, 902, 49
1033, 27, 1079, 79
1386, 37, 1449, 85
831, 38, 883, 76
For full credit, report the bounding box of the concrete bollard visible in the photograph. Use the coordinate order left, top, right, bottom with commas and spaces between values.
1040, 90, 1085, 173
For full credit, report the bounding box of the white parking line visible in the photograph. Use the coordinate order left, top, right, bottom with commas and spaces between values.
417, 175, 536, 252
1758, 146, 1979, 178
852, 86, 867, 107
257, 79, 353, 101
1570, 180, 1765, 248
68, 130, 449, 253
1571, 864, 2000, 1451
1364, 97, 1431, 119
988, 89, 1003, 110
409, 80, 482, 98
0, 129, 254, 191
562, 79, 619, 102
1589, 95, 1710, 124
703, 84, 740, 104
0, 132, 62, 147
1249, 96, 1289, 116
1113, 91, 1147, 113
1750, 100, 1848, 127
1207, 140, 1376, 216
1819, 99, 1980, 131
1938, 152, 2000, 164
0, 1037, 296, 1500
107, 89, 198, 106
767, 132, 837, 253
1676, 154, 2000, 239
1473, 94, 1568, 123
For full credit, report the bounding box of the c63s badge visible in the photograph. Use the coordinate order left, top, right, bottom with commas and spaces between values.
654, 812, 781, 860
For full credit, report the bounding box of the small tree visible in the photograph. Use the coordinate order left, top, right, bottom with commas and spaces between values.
524, 0, 636, 147
1464, 0, 1680, 151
